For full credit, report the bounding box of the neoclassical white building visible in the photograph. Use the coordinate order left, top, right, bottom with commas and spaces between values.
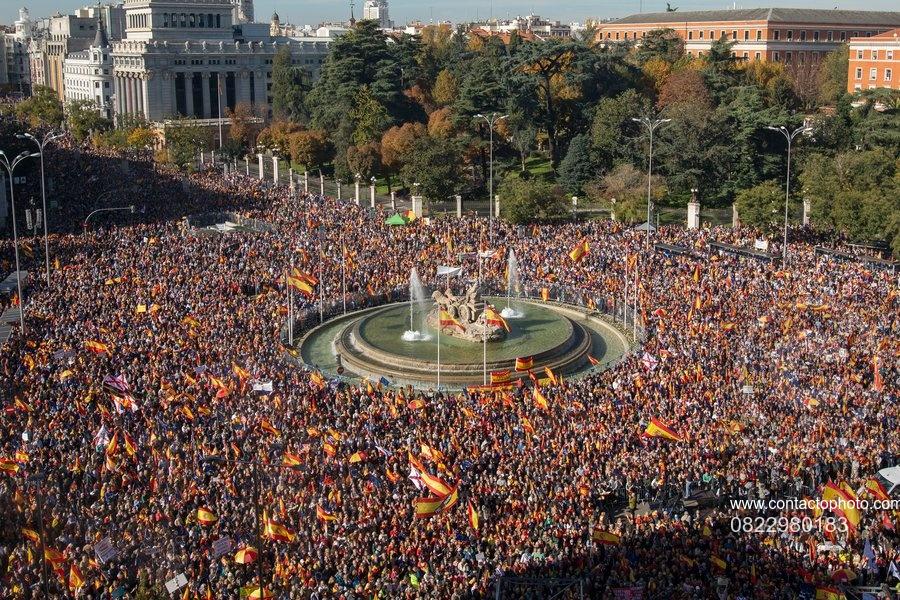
63, 24, 114, 118
111, 0, 330, 122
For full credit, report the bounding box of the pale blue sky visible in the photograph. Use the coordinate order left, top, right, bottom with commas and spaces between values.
4, 0, 896, 28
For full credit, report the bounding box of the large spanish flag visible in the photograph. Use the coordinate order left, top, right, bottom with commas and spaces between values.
281, 452, 302, 467
263, 518, 296, 542
815, 586, 846, 600
0, 458, 20, 475
414, 495, 445, 519
484, 305, 510, 332
865, 477, 889, 501
592, 529, 621, 546
197, 507, 217, 526
515, 356, 534, 372
490, 369, 511, 384
84, 340, 109, 354
822, 482, 860, 530
419, 469, 453, 498
105, 431, 119, 457
439, 310, 465, 331
122, 431, 137, 457
68, 563, 86, 591
643, 418, 683, 442
533, 387, 549, 410
569, 239, 589, 262
287, 275, 314, 296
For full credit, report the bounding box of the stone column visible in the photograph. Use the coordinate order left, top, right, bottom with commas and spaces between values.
319, 174, 324, 196
390, 192, 396, 211
494, 195, 500, 219
124, 74, 134, 115
272, 156, 279, 184
455, 195, 462, 218
201, 72, 211, 119
336, 181, 342, 201
732, 204, 740, 228
370, 183, 375, 208
141, 74, 150, 120
257, 153, 264, 180
245, 157, 249, 176
114, 75, 123, 121
687, 202, 700, 229
289, 168, 293, 187
303, 171, 308, 193
184, 73, 194, 118
411, 196, 423, 218
802, 198, 810, 226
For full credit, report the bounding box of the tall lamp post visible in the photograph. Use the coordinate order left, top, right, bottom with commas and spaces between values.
0, 149, 39, 335
474, 113, 507, 246
17, 131, 63, 286
765, 124, 810, 266
632, 116, 670, 249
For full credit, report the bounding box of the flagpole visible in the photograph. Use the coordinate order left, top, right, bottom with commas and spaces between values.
217, 75, 223, 150
633, 258, 638, 342
318, 227, 324, 323
437, 311, 441, 390
481, 254, 487, 386
287, 264, 293, 347
623, 255, 629, 327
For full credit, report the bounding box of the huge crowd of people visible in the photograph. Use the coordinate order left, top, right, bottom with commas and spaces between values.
0, 128, 897, 600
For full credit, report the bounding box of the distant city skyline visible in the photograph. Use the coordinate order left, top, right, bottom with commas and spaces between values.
4, 0, 899, 28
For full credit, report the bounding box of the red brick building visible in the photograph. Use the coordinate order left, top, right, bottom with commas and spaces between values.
596, 8, 900, 64
847, 28, 898, 92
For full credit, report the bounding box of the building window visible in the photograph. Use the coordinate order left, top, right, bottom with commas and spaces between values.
699, 30, 704, 39
773, 51, 780, 61
709, 30, 714, 39
773, 30, 780, 40
189, 13, 195, 27
857, 50, 863, 59
786, 29, 793, 40
688, 31, 693, 40
799, 30, 806, 41
756, 30, 761, 40
180, 13, 186, 27
786, 51, 792, 62
199, 13, 205, 27
813, 31, 819, 41
870, 68, 877, 80
742, 51, 748, 58
216, 14, 221, 27
163, 13, 168, 26
885, 68, 892, 81
731, 30, 737, 40
624, 32, 628, 39
840, 31, 846, 41
887, 50, 893, 60
871, 50, 878, 60
743, 30, 749, 40
827, 30, 833, 41
755, 51, 761, 60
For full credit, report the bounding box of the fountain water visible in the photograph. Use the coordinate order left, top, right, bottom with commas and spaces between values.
501, 249, 524, 319
402, 267, 432, 341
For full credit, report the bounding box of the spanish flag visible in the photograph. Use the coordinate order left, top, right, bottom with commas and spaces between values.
592, 529, 621, 546
865, 478, 889, 501
316, 504, 338, 522
438, 485, 460, 512
533, 387, 549, 410
197, 507, 217, 526
349, 451, 367, 464
263, 517, 295, 543
14, 398, 31, 412
569, 239, 589, 263
543, 366, 557, 385
515, 356, 534, 372
414, 495, 445, 519
234, 547, 258, 564
484, 305, 510, 332
419, 470, 453, 498
68, 564, 85, 591
490, 369, 511, 384
22, 528, 40, 544
815, 586, 846, 600
710, 555, 727, 571
248, 587, 275, 599
1, 458, 20, 475
287, 275, 314, 297
44, 547, 66, 564
467, 501, 479, 530
521, 416, 535, 434
232, 363, 251, 380
123, 431, 137, 457
105, 431, 119, 456
323, 442, 337, 457
260, 419, 281, 437
293, 268, 318, 286
310, 371, 326, 387
282, 452, 302, 467
587, 355, 600, 366
85, 340, 109, 354
643, 418, 682, 442
822, 482, 860, 530
439, 310, 465, 331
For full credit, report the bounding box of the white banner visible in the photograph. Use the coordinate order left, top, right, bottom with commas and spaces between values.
436, 266, 462, 277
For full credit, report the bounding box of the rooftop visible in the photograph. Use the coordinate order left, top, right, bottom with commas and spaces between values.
605, 8, 900, 27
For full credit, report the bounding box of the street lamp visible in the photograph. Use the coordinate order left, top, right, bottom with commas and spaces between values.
83, 205, 137, 233
474, 113, 508, 246
766, 124, 810, 266
17, 131, 63, 286
370, 175, 376, 208
354, 172, 361, 205
632, 116, 670, 249
0, 149, 39, 335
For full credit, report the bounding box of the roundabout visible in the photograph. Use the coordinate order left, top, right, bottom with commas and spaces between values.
296, 294, 633, 390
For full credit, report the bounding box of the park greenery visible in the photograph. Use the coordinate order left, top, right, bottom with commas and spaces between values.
7, 22, 899, 251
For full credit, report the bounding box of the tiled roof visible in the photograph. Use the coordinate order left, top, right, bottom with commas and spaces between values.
606, 8, 900, 27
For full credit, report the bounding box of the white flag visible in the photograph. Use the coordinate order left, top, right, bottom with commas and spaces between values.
436, 266, 462, 277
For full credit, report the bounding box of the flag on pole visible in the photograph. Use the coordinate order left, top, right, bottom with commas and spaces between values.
643, 418, 683, 442
316, 504, 338, 522
197, 507, 217, 526
515, 356, 534, 372
467, 501, 479, 530
568, 239, 589, 262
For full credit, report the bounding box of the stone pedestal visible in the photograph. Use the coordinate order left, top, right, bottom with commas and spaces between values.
257, 154, 264, 181
289, 168, 293, 187
370, 185, 376, 208
411, 196, 423, 218
732, 204, 740, 228
687, 201, 700, 230
200, 151, 205, 165
245, 157, 249, 176
455, 195, 462, 218
272, 156, 279, 185
390, 192, 396, 211
354, 181, 360, 205
337, 181, 342, 201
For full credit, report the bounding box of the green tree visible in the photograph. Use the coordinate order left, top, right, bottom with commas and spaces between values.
165, 120, 209, 169
65, 99, 111, 141
498, 176, 567, 224
271, 46, 309, 123
634, 29, 685, 64
398, 136, 465, 204
586, 163, 666, 223
590, 89, 649, 173
817, 45, 849, 105
733, 180, 786, 232
800, 149, 900, 252
557, 134, 597, 195
348, 86, 390, 145
432, 69, 458, 107
15, 86, 64, 128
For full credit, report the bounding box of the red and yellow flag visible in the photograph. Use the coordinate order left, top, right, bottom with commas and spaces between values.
197, 507, 217, 526
262, 517, 296, 543
515, 356, 534, 372
490, 369, 511, 384
84, 340, 109, 354
467, 501, 479, 530
592, 529, 621, 546
643, 418, 683, 442
484, 305, 510, 332
122, 431, 137, 457
568, 239, 589, 263
68, 563, 85, 591
533, 387, 549, 410
105, 431, 119, 457
865, 478, 889, 501
316, 505, 338, 522
439, 310, 465, 331
0, 458, 20, 475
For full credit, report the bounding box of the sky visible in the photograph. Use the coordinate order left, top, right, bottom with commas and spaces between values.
4, 0, 898, 28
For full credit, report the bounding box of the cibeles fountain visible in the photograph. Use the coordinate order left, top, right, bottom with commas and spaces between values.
296, 269, 633, 390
